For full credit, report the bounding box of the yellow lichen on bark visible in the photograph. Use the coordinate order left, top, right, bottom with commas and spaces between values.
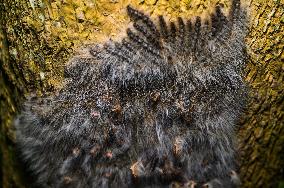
239, 0, 284, 187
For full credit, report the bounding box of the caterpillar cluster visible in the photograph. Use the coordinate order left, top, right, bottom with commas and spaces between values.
15, 0, 248, 187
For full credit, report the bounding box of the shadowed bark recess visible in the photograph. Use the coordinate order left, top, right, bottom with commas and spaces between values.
0, 0, 283, 187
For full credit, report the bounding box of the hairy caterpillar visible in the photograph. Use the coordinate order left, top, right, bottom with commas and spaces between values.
15, 0, 248, 187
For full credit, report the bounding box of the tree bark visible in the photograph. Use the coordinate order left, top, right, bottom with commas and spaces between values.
238, 0, 284, 187
0, 0, 283, 187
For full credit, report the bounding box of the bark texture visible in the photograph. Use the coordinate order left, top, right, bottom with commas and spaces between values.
238, 0, 284, 187
0, 0, 283, 187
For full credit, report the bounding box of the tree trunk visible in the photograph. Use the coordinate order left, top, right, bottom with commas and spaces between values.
238, 0, 284, 187
0, 0, 283, 187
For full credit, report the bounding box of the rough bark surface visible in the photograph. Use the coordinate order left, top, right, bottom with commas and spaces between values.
0, 0, 283, 188
238, 0, 284, 187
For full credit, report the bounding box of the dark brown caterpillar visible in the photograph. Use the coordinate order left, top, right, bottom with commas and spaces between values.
15, 1, 248, 187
